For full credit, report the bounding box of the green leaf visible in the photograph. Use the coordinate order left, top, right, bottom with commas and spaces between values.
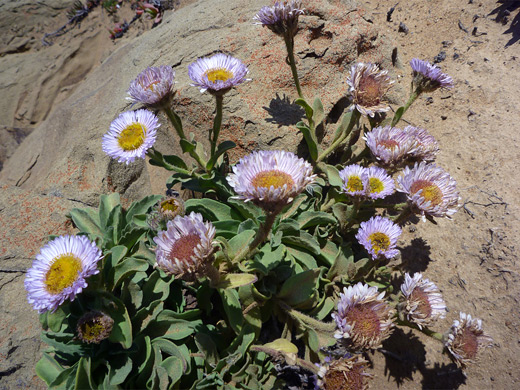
216, 273, 258, 289
286, 246, 317, 270
296, 210, 336, 229
296, 121, 318, 161
104, 294, 133, 349
125, 195, 162, 224
109, 257, 149, 290
180, 139, 196, 154
245, 244, 286, 275
75, 357, 94, 390
312, 97, 325, 126
48, 364, 78, 389
99, 193, 121, 230
69, 208, 103, 238
47, 306, 68, 333
206, 140, 236, 170
195, 332, 219, 366
227, 197, 262, 220
219, 288, 243, 334
327, 244, 354, 280
213, 220, 241, 238
118, 226, 145, 250
295, 98, 314, 120
391, 106, 405, 127
146, 320, 196, 341
148, 148, 189, 172
277, 268, 321, 308
36, 353, 64, 385
263, 338, 298, 354
131, 239, 156, 265
282, 231, 321, 255
332, 203, 356, 226
105, 356, 133, 386
322, 164, 343, 188
40, 332, 86, 356
228, 229, 256, 259
160, 356, 183, 386
318, 240, 338, 266
310, 296, 335, 321
106, 204, 123, 245
152, 338, 189, 373
279, 193, 307, 220
332, 110, 353, 142
185, 198, 240, 222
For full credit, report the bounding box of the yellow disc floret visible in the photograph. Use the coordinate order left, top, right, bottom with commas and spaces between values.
251, 170, 295, 190
368, 177, 384, 194
410, 180, 443, 206
117, 123, 146, 151
368, 232, 390, 254
346, 176, 364, 192
45, 254, 83, 294
205, 68, 234, 83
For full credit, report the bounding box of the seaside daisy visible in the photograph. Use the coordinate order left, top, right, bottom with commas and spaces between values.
364, 125, 416, 166
339, 164, 367, 197
332, 282, 395, 349
397, 162, 461, 219
445, 312, 493, 367
76, 311, 114, 344
404, 125, 439, 162
188, 53, 249, 95
410, 58, 453, 91
400, 272, 446, 329
226, 150, 316, 212
347, 62, 394, 117
127, 65, 175, 107
25, 235, 102, 314
102, 109, 159, 165
364, 166, 395, 199
253, 1, 305, 38
315, 354, 372, 390
154, 212, 216, 278
355, 216, 401, 260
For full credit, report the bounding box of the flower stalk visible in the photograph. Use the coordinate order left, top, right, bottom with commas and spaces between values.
283, 35, 303, 100
317, 110, 360, 162
210, 95, 224, 158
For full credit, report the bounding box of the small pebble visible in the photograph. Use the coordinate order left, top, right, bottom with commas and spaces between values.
398, 22, 409, 34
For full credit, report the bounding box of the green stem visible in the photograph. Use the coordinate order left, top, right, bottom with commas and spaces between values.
250, 345, 319, 374
320, 198, 335, 212
163, 106, 207, 169
279, 301, 336, 333
391, 88, 420, 127
284, 34, 304, 99
345, 198, 362, 230
211, 95, 223, 158
232, 211, 278, 263
317, 110, 360, 162
393, 203, 414, 225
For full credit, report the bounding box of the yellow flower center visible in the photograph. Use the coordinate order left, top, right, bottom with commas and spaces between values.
80, 320, 105, 342
368, 177, 384, 194
346, 304, 381, 340
410, 180, 443, 206
251, 170, 294, 190
168, 234, 201, 263
117, 123, 146, 151
161, 199, 180, 213
368, 232, 390, 254
44, 254, 83, 294
205, 68, 234, 84
346, 176, 364, 192
410, 287, 432, 318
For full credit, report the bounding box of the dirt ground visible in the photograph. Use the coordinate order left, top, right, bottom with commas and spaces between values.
1, 0, 519, 389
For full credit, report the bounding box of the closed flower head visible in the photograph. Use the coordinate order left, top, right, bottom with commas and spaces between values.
188, 53, 249, 95
76, 311, 114, 344
227, 150, 315, 212
102, 109, 159, 164
347, 63, 394, 117
410, 58, 453, 91
253, 1, 305, 38
332, 282, 395, 349
25, 235, 102, 314
127, 65, 175, 107
315, 354, 372, 390
154, 212, 215, 278
397, 162, 461, 219
404, 126, 439, 162
400, 272, 446, 329
446, 312, 493, 367
356, 216, 401, 260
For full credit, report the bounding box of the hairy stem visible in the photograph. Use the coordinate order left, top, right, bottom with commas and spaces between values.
210, 95, 224, 158
317, 110, 360, 162
284, 34, 304, 99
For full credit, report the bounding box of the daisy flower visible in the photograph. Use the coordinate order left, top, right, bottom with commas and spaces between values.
397, 162, 461, 219
76, 311, 114, 344
188, 53, 249, 95
25, 235, 102, 314
154, 212, 216, 277
364, 166, 395, 199
410, 58, 453, 91
400, 272, 446, 329
364, 126, 416, 166
102, 109, 159, 165
404, 126, 439, 162
347, 63, 394, 117
315, 354, 372, 390
355, 216, 401, 260
332, 282, 395, 349
445, 312, 493, 367
253, 1, 305, 38
127, 65, 175, 106
227, 150, 315, 212
339, 164, 367, 197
